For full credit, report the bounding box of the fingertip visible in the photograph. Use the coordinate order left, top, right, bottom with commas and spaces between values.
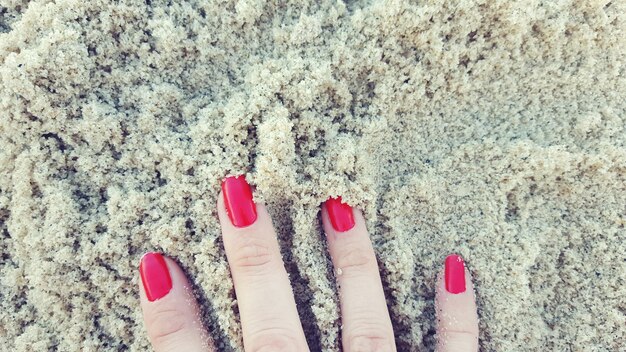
139, 252, 174, 302
138, 253, 214, 351
320, 197, 367, 241
162, 256, 193, 289
217, 176, 277, 235
435, 254, 479, 352
324, 196, 356, 233
220, 175, 258, 228
138, 253, 198, 304
444, 254, 467, 294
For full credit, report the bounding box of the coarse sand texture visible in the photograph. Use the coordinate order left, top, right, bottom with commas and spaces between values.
1, 0, 625, 351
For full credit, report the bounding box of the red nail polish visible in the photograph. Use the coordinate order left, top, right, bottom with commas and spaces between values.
325, 196, 355, 232
139, 252, 173, 302
221, 175, 257, 228
445, 254, 466, 294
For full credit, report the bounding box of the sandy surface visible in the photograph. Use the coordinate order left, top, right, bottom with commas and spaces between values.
1, 0, 625, 350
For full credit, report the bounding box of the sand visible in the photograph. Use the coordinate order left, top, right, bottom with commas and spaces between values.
0, 0, 625, 350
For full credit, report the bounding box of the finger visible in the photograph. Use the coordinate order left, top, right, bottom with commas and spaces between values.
435, 254, 479, 352
217, 175, 309, 351
321, 197, 396, 352
139, 252, 214, 352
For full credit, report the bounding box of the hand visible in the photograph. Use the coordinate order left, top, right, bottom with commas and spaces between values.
138, 175, 479, 351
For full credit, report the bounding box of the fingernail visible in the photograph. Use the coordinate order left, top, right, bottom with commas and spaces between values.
221, 175, 257, 228
325, 196, 355, 232
445, 254, 466, 294
139, 252, 173, 302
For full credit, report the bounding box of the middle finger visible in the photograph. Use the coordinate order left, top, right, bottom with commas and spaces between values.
217, 175, 309, 351
322, 197, 396, 352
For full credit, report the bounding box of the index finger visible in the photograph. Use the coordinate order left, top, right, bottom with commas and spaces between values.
138, 253, 214, 352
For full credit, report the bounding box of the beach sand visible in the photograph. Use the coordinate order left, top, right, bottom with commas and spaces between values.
1, 0, 625, 350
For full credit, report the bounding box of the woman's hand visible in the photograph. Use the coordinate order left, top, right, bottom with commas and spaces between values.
138, 175, 479, 351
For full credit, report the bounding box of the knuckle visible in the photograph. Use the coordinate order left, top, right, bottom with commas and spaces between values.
334, 243, 377, 276
347, 333, 395, 352
147, 308, 188, 345
248, 328, 301, 352
346, 321, 395, 352
231, 237, 274, 271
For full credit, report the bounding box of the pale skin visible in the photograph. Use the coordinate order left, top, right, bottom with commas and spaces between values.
139, 192, 479, 351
